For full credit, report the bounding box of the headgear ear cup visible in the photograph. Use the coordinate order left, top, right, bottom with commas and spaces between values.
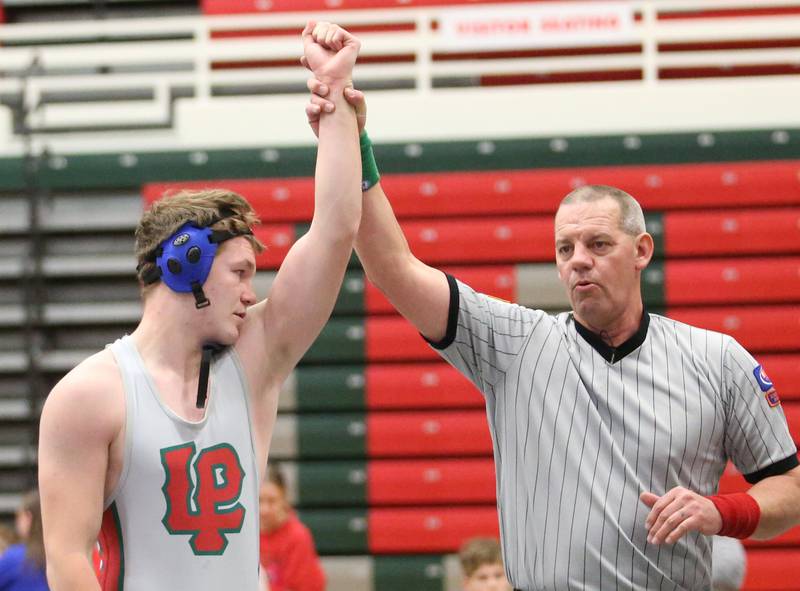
156, 223, 218, 295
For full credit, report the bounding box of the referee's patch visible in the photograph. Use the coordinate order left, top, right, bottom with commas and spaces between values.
754, 365, 781, 407
765, 390, 781, 407
753, 365, 773, 392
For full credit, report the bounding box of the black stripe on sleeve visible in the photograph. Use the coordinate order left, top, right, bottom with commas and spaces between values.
425, 273, 460, 350
744, 452, 800, 484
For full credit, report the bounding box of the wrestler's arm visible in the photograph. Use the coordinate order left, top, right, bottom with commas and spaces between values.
237, 22, 361, 392
39, 357, 122, 590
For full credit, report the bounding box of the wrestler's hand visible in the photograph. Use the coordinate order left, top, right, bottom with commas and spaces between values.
301, 21, 360, 87
305, 79, 366, 138
641, 487, 723, 544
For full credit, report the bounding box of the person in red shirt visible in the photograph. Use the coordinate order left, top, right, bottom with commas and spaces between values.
259, 465, 325, 591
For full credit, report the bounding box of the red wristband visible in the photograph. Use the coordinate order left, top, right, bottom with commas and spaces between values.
706, 492, 761, 539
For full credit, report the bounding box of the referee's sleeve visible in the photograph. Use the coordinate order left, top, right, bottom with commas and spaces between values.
722, 338, 799, 484
427, 274, 545, 394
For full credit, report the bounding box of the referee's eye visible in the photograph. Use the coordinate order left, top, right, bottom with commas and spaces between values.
592, 241, 611, 252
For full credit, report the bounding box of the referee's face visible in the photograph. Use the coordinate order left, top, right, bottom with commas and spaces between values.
554, 197, 649, 336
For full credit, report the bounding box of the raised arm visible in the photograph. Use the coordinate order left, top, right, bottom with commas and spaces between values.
304, 84, 451, 342
238, 22, 362, 388
356, 182, 451, 342
39, 361, 121, 590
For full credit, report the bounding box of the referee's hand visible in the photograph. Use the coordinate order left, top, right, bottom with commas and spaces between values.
641, 488, 723, 545
304, 80, 366, 139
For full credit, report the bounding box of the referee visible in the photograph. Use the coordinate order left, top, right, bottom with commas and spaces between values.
305, 87, 800, 590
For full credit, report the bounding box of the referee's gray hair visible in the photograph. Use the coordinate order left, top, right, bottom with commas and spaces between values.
560, 185, 646, 236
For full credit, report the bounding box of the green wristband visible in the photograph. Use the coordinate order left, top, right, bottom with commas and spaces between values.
360, 130, 381, 192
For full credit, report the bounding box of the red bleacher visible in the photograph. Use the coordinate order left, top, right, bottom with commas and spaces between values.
364, 363, 483, 409
664, 258, 800, 305
400, 216, 555, 264
245, 210, 800, 270
367, 410, 493, 457
252, 225, 294, 268
142, 160, 800, 221
367, 458, 496, 504
369, 506, 500, 553
664, 209, 800, 257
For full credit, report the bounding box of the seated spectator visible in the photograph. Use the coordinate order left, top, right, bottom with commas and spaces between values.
259, 465, 325, 591
459, 537, 512, 591
0, 490, 48, 591
712, 536, 747, 591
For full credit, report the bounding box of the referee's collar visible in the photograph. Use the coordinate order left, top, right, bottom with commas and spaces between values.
573, 309, 650, 364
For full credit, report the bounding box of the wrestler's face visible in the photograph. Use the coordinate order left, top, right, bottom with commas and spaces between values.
259, 482, 290, 533
555, 197, 652, 332
199, 237, 257, 346
463, 562, 512, 591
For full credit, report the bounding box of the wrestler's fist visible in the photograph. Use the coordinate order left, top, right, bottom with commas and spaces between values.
301, 21, 360, 86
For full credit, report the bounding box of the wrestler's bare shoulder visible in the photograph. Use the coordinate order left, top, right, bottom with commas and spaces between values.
42, 348, 124, 431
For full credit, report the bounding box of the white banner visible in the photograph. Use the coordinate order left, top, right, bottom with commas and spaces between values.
437, 2, 637, 50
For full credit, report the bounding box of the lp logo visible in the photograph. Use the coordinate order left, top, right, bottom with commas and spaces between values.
160, 442, 246, 555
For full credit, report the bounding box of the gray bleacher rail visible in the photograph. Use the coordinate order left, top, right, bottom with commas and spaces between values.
0, 1, 799, 143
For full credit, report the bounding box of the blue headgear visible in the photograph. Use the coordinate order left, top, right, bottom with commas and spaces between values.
138, 211, 252, 309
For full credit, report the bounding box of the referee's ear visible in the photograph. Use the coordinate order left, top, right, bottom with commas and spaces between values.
634, 232, 655, 271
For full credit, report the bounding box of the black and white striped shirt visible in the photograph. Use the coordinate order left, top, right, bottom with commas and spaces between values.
431, 275, 798, 591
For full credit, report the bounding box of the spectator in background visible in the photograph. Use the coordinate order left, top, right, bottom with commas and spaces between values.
0, 524, 16, 556
0, 490, 48, 591
259, 465, 325, 591
711, 536, 747, 591
459, 538, 511, 591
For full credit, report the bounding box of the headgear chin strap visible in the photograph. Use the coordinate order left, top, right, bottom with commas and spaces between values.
138, 211, 253, 407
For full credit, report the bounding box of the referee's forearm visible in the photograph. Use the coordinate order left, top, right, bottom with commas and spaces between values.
746, 466, 800, 539
355, 183, 414, 291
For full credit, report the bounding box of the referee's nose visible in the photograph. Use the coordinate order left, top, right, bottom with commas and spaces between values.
570, 242, 594, 271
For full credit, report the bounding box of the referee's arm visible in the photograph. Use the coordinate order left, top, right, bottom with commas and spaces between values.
747, 464, 800, 539
355, 181, 451, 343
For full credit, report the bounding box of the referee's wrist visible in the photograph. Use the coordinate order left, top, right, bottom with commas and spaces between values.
706, 492, 760, 539
360, 129, 381, 192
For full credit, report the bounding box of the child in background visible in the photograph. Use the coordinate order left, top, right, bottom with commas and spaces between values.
459, 538, 512, 591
